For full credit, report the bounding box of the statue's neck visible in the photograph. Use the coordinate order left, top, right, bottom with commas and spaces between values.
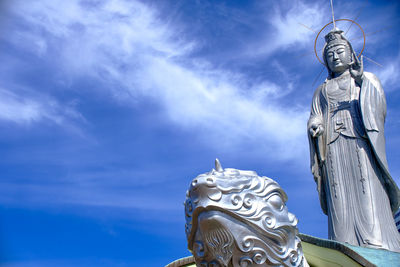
332, 69, 350, 79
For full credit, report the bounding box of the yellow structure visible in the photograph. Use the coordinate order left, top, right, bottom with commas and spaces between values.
302, 242, 362, 267
165, 234, 400, 267
166, 242, 366, 267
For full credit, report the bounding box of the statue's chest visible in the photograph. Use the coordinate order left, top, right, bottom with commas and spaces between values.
324, 76, 365, 140
326, 76, 352, 102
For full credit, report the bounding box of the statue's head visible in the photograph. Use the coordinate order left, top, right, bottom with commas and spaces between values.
323, 28, 356, 76
184, 160, 304, 267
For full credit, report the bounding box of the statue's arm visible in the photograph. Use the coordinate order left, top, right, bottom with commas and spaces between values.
307, 85, 324, 179
308, 84, 328, 214
308, 85, 324, 138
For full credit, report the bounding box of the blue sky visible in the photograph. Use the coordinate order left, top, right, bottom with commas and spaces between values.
1, 0, 400, 266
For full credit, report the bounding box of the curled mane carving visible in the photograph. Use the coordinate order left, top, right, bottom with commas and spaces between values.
185, 160, 306, 267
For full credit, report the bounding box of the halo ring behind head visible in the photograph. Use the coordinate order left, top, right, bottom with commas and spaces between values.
314, 18, 365, 65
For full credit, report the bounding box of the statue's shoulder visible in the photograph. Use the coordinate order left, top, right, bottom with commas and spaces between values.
317, 79, 327, 91
312, 81, 327, 100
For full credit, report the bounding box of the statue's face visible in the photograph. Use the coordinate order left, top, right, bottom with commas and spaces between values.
325, 44, 351, 74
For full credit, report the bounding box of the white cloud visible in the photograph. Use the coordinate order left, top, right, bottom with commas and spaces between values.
136, 58, 308, 157
0, 89, 43, 123
0, 182, 179, 210
0, 88, 82, 126
243, 1, 327, 57
377, 63, 398, 88
269, 1, 326, 49
6, 0, 310, 159
372, 51, 400, 90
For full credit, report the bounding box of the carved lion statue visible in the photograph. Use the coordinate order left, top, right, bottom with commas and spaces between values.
184, 159, 309, 267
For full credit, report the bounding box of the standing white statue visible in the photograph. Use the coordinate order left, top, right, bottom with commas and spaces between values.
308, 27, 400, 252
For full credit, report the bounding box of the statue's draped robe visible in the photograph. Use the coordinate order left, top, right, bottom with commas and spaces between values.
308, 72, 400, 252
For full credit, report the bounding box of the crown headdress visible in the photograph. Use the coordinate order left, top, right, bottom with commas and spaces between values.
313, 19, 365, 65
324, 28, 349, 49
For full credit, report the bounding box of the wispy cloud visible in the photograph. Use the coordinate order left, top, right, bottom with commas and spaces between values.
376, 63, 399, 89
0, 181, 180, 212
0, 87, 82, 126
268, 1, 326, 49
371, 49, 400, 90
242, 0, 327, 57
0, 89, 44, 124
4, 0, 310, 160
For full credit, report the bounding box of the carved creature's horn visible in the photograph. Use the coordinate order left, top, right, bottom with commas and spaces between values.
215, 158, 223, 172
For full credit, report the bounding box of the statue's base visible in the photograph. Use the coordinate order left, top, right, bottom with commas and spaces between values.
166, 234, 400, 267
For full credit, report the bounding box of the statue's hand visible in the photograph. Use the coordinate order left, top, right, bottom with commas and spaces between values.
309, 124, 324, 138
349, 55, 364, 85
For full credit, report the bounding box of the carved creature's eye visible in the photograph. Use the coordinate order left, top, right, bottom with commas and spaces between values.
327, 52, 334, 57
269, 194, 284, 211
